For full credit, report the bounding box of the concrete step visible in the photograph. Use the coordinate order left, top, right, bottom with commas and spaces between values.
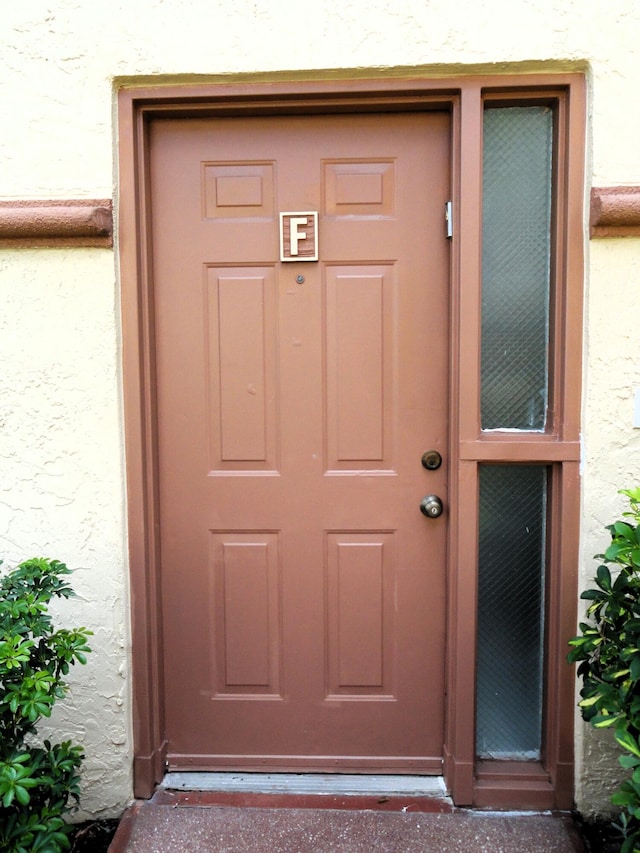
110, 796, 585, 852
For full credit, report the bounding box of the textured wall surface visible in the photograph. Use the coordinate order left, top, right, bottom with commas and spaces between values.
0, 249, 129, 817
578, 239, 640, 815
2, 0, 640, 196
1, 0, 639, 819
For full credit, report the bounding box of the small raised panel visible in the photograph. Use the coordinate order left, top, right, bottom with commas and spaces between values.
203, 162, 275, 219
324, 160, 395, 217
216, 175, 263, 208
336, 172, 383, 206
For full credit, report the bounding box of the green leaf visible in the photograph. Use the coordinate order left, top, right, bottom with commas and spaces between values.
579, 694, 602, 708
630, 657, 640, 682
14, 784, 30, 805
617, 729, 640, 758
606, 542, 628, 561
592, 714, 621, 728
597, 564, 613, 590
619, 754, 640, 769
581, 589, 604, 600
620, 835, 638, 853
611, 790, 639, 806
610, 668, 631, 680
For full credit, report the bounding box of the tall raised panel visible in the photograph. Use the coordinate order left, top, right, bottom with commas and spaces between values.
210, 531, 282, 697
205, 266, 278, 472
323, 160, 395, 217
326, 532, 395, 698
324, 264, 396, 471
203, 162, 275, 219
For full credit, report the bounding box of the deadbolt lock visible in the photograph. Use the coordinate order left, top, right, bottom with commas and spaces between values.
420, 494, 444, 518
421, 450, 442, 470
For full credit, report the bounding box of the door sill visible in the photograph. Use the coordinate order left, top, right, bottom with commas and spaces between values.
158, 772, 452, 812
163, 771, 446, 796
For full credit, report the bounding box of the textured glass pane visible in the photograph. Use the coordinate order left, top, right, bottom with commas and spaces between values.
481, 107, 553, 430
476, 465, 546, 759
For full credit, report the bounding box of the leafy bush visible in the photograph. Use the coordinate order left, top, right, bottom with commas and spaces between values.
568, 488, 640, 853
0, 557, 92, 853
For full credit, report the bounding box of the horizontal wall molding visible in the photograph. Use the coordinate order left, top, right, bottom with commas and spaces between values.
0, 190, 635, 243
0, 200, 113, 247
591, 186, 640, 238
1, 190, 634, 243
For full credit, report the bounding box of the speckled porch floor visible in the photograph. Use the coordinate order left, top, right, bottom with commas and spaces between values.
110, 798, 585, 853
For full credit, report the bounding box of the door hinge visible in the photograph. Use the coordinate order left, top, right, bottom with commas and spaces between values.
445, 201, 453, 239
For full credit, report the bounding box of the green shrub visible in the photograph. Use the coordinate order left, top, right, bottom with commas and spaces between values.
0, 557, 92, 853
568, 488, 640, 853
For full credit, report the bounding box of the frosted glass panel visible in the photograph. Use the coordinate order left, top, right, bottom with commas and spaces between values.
476, 465, 546, 759
481, 107, 553, 430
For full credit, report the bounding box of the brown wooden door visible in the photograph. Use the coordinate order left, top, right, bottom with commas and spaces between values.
150, 111, 450, 772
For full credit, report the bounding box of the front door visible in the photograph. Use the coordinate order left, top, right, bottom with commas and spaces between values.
150, 111, 450, 772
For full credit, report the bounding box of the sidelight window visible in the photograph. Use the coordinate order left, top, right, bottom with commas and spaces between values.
476, 464, 547, 759
481, 106, 554, 432
474, 98, 564, 770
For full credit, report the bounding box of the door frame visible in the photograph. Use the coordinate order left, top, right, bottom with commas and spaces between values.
117, 72, 586, 808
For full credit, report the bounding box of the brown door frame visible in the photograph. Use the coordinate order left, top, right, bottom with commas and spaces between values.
117, 72, 586, 808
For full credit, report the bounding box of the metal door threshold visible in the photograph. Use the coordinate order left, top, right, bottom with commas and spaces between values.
161, 772, 447, 798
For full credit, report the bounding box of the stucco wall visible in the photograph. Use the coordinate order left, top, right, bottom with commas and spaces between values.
0, 249, 129, 818
578, 239, 640, 816
1, 0, 640, 819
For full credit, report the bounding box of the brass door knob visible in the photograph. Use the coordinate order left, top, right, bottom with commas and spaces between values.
420, 494, 444, 518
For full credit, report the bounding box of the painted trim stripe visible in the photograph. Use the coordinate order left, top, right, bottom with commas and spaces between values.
591, 186, 640, 237
0, 200, 112, 246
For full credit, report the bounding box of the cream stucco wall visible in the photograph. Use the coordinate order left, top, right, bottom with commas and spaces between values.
0, 249, 129, 818
579, 238, 640, 815
1, 0, 640, 819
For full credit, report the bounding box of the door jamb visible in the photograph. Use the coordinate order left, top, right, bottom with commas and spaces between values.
117, 73, 585, 807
